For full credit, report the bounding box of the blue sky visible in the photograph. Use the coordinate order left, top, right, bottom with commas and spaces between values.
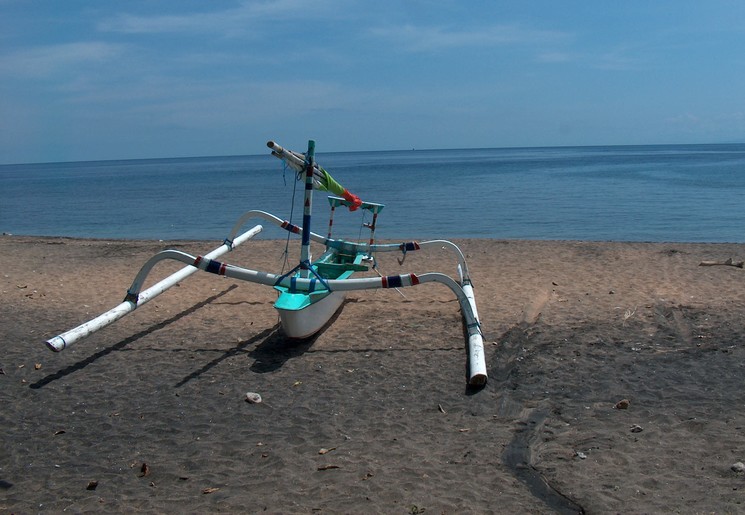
1, 1, 744, 164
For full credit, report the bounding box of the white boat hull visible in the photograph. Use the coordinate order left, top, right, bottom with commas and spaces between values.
275, 291, 347, 339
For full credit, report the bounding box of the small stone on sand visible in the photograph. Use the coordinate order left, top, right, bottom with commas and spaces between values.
245, 392, 262, 404
615, 399, 630, 409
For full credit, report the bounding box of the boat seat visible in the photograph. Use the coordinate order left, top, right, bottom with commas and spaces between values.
314, 262, 369, 273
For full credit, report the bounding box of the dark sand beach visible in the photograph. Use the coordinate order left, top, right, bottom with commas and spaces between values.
2, 234, 745, 513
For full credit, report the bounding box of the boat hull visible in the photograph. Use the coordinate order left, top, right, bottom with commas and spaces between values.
275, 290, 347, 339
273, 248, 367, 339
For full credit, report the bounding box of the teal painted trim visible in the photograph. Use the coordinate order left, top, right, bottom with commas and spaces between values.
274, 289, 330, 311
327, 195, 385, 214
273, 248, 369, 312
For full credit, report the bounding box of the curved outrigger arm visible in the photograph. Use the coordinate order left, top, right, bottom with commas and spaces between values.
225, 210, 323, 247
227, 212, 474, 283
123, 249, 487, 386
44, 225, 263, 353
370, 240, 473, 283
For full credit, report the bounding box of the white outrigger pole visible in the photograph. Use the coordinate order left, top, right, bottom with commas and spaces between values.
44, 140, 487, 387
45, 225, 263, 352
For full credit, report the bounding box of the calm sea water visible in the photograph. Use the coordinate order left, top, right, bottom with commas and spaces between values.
1, 144, 744, 243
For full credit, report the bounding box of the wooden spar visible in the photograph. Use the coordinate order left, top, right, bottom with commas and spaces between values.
267, 140, 313, 173
44, 224, 263, 352
267, 140, 329, 189
114, 249, 488, 386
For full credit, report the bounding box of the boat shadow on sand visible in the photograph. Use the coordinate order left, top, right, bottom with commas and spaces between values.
248, 303, 346, 375
171, 305, 343, 387
32, 282, 345, 391
175, 298, 347, 385
31, 285, 240, 390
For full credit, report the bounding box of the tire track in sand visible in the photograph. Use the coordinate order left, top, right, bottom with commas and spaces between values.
495, 290, 585, 514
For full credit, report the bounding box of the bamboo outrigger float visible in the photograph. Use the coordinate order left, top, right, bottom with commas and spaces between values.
45, 140, 487, 387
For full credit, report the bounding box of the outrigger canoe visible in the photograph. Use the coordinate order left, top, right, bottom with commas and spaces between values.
44, 140, 487, 386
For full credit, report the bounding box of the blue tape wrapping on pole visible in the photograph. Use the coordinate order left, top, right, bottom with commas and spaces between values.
205, 259, 223, 275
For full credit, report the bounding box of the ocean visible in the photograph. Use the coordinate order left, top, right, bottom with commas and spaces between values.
1, 144, 744, 243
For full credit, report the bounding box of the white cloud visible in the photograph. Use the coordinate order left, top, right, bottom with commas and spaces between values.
97, 0, 341, 35
593, 46, 643, 71
0, 42, 125, 78
665, 111, 745, 138
537, 44, 646, 70
369, 23, 569, 52
536, 51, 576, 63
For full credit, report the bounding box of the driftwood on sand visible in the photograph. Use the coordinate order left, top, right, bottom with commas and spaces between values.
699, 258, 744, 268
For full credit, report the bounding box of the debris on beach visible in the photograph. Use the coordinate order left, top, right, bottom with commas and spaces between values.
245, 392, 262, 404
317, 464, 341, 471
699, 258, 744, 269
630, 424, 643, 433
86, 480, 98, 490
614, 399, 630, 409
139, 463, 150, 477
731, 462, 745, 473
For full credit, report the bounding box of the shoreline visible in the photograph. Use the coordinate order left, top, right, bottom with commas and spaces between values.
2, 235, 745, 512
4, 232, 745, 245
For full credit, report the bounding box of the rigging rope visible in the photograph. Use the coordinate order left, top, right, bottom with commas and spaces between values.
280, 161, 298, 274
